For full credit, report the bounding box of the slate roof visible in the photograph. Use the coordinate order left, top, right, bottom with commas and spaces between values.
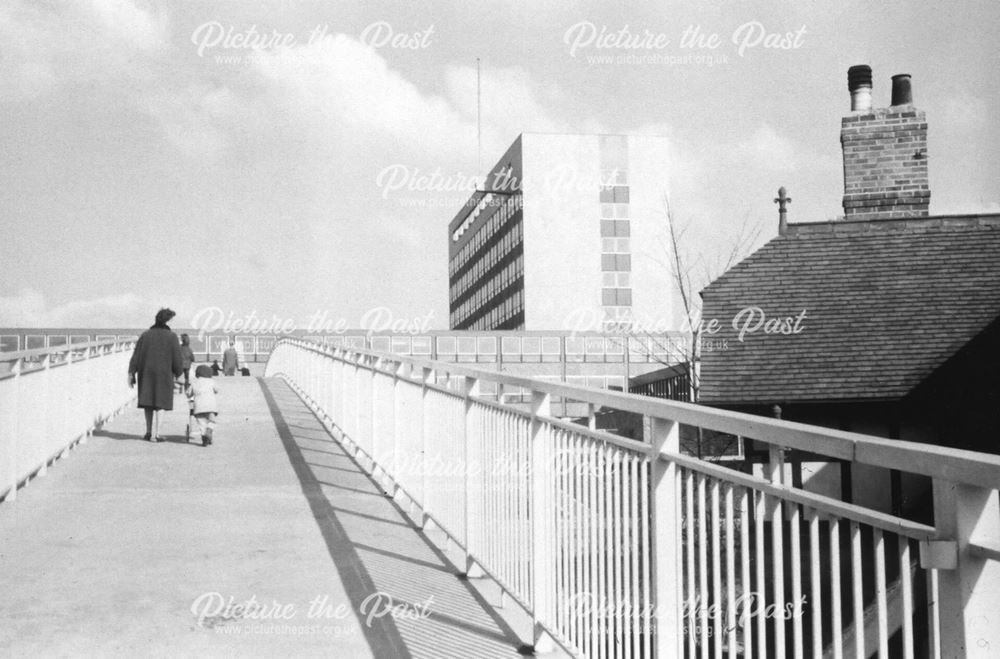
698, 215, 1000, 405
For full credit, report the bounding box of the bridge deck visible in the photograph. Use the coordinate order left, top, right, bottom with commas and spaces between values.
0, 377, 525, 658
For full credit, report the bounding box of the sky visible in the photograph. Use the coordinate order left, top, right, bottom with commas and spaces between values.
1, 0, 998, 330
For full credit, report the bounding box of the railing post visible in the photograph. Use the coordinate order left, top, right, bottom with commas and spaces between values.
530, 389, 556, 652
419, 367, 433, 525
390, 361, 412, 496
461, 376, 482, 577
649, 416, 683, 658
38, 353, 51, 478
927, 479, 1000, 658
3, 358, 22, 501
767, 443, 787, 657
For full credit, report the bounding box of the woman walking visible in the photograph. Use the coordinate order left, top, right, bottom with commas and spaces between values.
128, 308, 183, 441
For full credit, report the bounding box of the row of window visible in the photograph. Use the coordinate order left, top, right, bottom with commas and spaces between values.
456, 289, 525, 331
450, 164, 517, 242
601, 237, 631, 254
600, 219, 631, 238
602, 272, 631, 288
600, 202, 630, 220
602, 288, 633, 306
449, 220, 522, 301
464, 300, 523, 331
600, 168, 629, 186
451, 255, 524, 326
599, 185, 630, 204
448, 194, 522, 276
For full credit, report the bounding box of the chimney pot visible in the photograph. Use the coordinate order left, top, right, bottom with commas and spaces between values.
891, 73, 913, 106
847, 65, 873, 111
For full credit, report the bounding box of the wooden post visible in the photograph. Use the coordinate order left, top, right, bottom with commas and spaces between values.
926, 479, 1000, 658
530, 389, 556, 652
649, 416, 683, 657
462, 376, 482, 577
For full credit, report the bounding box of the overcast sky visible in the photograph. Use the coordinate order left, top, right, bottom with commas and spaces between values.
2, 0, 997, 329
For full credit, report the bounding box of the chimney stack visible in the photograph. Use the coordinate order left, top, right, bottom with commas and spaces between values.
841, 66, 929, 221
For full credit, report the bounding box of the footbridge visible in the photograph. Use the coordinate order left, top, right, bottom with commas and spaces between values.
1, 338, 998, 658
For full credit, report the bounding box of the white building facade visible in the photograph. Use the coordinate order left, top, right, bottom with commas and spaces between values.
448, 133, 674, 332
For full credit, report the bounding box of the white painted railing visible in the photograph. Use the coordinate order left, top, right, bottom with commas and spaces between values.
0, 339, 136, 502
265, 338, 1000, 659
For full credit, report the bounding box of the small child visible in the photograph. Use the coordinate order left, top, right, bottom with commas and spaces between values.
189, 364, 219, 447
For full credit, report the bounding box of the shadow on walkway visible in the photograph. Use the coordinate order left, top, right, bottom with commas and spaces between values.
259, 378, 527, 659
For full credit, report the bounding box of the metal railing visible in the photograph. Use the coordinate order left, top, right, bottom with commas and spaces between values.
0, 339, 136, 502
265, 338, 1000, 659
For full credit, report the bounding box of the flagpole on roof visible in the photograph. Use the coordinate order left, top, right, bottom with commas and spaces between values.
477, 57, 482, 190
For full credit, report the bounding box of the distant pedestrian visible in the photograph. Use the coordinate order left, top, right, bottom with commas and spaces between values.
188, 364, 219, 447
179, 333, 195, 388
128, 308, 183, 442
211, 360, 221, 376
222, 341, 239, 376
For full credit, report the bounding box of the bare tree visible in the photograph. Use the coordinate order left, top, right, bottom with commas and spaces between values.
660, 192, 761, 402
626, 194, 762, 458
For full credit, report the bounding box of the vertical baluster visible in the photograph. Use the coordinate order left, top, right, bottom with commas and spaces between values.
851, 521, 864, 659
771, 497, 786, 658
597, 443, 608, 659
587, 440, 598, 658
613, 447, 623, 659
874, 528, 888, 658
574, 436, 585, 653
699, 474, 709, 655
755, 490, 767, 659
686, 470, 697, 658
712, 480, 722, 659
790, 502, 803, 659
554, 430, 564, 639
725, 484, 736, 659
740, 487, 751, 659
928, 568, 940, 659
640, 457, 651, 658
629, 453, 640, 659
809, 510, 823, 659
830, 518, 843, 659
899, 538, 914, 659
522, 416, 531, 608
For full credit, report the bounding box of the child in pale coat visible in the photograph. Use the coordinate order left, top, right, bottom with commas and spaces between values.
189, 364, 219, 447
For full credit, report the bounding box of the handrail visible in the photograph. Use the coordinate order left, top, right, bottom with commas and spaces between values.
0, 338, 131, 362
266, 336, 1000, 659
1, 339, 136, 502
278, 337, 1000, 489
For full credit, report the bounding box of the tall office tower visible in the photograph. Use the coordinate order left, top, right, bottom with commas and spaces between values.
447, 133, 673, 331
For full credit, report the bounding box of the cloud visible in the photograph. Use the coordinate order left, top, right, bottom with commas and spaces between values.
740, 123, 798, 171
0, 0, 169, 100
0, 289, 192, 328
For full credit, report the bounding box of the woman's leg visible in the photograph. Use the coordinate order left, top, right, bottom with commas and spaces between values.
143, 408, 154, 438
153, 409, 163, 440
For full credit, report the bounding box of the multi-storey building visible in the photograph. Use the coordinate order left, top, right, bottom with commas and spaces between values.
447, 133, 674, 331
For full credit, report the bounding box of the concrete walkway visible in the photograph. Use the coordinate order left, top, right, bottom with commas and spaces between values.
0, 377, 525, 658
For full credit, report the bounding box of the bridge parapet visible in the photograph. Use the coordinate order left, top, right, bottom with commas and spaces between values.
265, 338, 1000, 659
1, 339, 136, 502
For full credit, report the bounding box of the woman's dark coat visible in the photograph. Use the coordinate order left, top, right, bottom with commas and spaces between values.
128, 324, 183, 410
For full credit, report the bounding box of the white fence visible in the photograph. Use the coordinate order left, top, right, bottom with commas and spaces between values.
265, 338, 1000, 659
0, 339, 136, 502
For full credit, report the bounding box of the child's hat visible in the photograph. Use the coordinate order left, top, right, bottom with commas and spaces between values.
195, 365, 213, 378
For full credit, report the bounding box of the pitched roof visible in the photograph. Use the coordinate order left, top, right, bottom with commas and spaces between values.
698, 215, 1000, 405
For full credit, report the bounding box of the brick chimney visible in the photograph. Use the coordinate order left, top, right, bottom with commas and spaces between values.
841, 66, 930, 220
